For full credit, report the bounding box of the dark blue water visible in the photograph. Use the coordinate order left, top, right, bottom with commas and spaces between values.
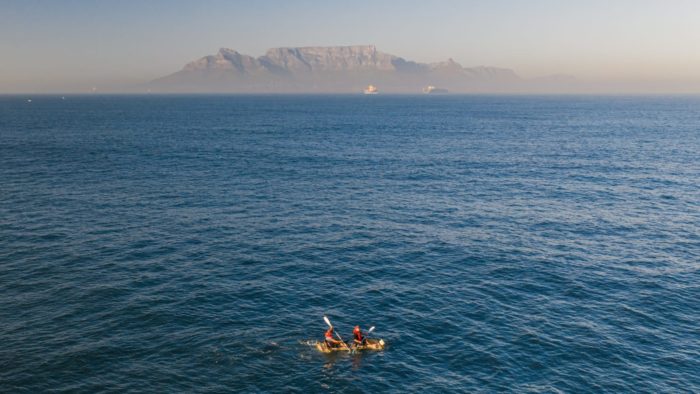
1, 95, 699, 392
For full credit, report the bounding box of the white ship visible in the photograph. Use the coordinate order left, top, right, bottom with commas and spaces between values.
423, 85, 448, 94
363, 84, 378, 94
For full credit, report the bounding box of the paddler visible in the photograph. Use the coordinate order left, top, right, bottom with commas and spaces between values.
324, 326, 343, 348
353, 325, 366, 345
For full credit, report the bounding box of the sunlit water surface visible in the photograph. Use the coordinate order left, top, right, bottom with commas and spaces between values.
1, 95, 699, 392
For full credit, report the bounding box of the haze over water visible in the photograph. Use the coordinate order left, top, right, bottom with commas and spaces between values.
1, 95, 699, 392
3, 1, 700, 93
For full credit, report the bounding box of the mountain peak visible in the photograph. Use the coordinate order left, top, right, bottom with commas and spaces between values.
218, 48, 240, 55
430, 58, 464, 73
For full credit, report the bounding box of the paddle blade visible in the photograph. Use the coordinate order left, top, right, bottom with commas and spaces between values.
323, 316, 332, 328
367, 326, 375, 334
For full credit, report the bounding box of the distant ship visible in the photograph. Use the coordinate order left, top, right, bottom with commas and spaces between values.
423, 85, 448, 94
363, 85, 378, 94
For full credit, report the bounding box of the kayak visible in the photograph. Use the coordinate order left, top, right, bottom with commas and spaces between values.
315, 338, 386, 353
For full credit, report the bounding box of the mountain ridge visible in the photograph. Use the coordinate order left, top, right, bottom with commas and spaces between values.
150, 45, 561, 93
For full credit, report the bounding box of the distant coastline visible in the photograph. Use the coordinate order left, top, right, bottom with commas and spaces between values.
149, 45, 574, 94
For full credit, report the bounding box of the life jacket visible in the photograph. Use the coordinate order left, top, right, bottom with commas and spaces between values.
353, 327, 363, 341
325, 328, 334, 340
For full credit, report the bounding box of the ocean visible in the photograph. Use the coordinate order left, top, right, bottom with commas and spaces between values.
1, 94, 699, 392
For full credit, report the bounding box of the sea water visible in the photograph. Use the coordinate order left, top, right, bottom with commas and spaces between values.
1, 95, 699, 392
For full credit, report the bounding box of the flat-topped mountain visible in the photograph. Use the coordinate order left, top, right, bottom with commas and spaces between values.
262, 45, 403, 72
150, 45, 553, 93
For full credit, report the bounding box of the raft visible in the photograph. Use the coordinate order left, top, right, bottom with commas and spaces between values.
315, 338, 385, 353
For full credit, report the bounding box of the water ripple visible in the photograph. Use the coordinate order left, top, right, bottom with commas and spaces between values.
1, 95, 699, 392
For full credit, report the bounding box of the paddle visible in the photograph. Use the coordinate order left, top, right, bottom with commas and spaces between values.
357, 326, 375, 346
323, 315, 333, 328
323, 316, 351, 351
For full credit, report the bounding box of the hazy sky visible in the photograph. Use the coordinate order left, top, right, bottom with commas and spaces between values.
2, 0, 700, 92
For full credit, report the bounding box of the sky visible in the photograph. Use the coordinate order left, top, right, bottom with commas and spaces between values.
2, 0, 700, 92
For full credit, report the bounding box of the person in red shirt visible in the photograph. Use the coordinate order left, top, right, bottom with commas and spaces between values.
324, 326, 343, 348
353, 325, 366, 345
